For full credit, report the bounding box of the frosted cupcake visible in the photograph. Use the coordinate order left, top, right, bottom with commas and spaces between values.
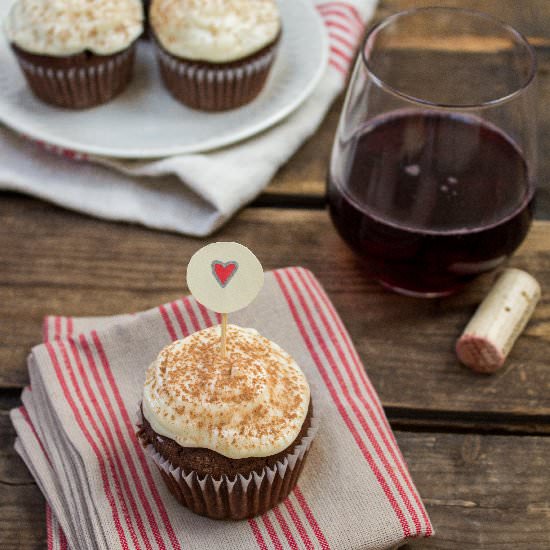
4, 0, 144, 109
138, 324, 316, 519
150, 0, 281, 111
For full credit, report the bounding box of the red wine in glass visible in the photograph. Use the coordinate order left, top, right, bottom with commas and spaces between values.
327, 111, 535, 296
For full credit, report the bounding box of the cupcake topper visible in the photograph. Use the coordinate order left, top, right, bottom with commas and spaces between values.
187, 242, 264, 358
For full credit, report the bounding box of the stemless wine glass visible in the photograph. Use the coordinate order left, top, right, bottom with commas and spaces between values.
327, 8, 537, 297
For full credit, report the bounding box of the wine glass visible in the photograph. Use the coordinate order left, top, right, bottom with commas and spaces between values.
327, 7, 537, 297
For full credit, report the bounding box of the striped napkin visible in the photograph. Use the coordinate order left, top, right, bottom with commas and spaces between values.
11, 268, 432, 550
0, 1, 378, 237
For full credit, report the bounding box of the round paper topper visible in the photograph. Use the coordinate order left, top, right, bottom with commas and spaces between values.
186, 242, 264, 314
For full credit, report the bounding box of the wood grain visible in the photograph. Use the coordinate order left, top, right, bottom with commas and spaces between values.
375, 0, 550, 46
266, 1, 550, 218
0, 411, 46, 549
1, 197, 549, 428
266, 67, 550, 219
2, 409, 549, 549
0, 483, 46, 550
398, 431, 550, 549
2, 3, 550, 547
265, 96, 342, 200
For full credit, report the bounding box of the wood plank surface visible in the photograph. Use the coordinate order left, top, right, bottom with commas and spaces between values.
266, 67, 550, 219
1, 197, 549, 428
375, 0, 550, 44
2, 412, 549, 549
2, 2, 550, 548
266, 0, 550, 218
0, 411, 47, 549
1, 483, 46, 549
268, 61, 550, 218
398, 431, 550, 549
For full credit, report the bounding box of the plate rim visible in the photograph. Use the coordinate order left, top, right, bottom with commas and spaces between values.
0, 0, 328, 159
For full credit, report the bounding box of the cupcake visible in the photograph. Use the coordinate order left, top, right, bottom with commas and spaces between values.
137, 324, 316, 520
4, 0, 144, 109
150, 0, 281, 111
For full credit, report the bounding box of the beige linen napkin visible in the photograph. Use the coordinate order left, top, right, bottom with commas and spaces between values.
11, 268, 433, 549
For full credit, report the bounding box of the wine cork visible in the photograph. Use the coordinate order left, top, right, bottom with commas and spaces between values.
456, 268, 541, 373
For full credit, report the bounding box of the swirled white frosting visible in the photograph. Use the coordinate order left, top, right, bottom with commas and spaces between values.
150, 0, 281, 62
4, 0, 144, 56
142, 325, 310, 459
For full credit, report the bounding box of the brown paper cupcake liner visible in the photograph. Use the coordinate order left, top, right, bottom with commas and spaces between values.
146, 414, 319, 520
152, 38, 279, 111
12, 45, 136, 110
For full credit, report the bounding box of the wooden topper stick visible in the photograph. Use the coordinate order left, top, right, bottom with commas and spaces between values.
221, 312, 228, 359
186, 242, 265, 361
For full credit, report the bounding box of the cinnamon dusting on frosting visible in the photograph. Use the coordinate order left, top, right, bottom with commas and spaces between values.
4, 0, 143, 56
150, 0, 280, 62
142, 325, 310, 459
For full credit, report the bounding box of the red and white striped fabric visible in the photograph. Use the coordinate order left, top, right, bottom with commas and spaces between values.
317, 1, 367, 75
0, 1, 378, 238
11, 268, 432, 549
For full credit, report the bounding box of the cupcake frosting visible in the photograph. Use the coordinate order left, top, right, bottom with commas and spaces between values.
142, 325, 310, 459
150, 0, 281, 63
4, 0, 144, 56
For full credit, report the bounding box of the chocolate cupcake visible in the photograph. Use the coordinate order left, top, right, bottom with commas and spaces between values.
4, 0, 144, 109
138, 324, 316, 520
150, 0, 281, 111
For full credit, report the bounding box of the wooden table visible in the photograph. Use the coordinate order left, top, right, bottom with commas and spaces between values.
2, 1, 550, 548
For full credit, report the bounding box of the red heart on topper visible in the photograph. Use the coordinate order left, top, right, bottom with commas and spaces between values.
211, 260, 239, 288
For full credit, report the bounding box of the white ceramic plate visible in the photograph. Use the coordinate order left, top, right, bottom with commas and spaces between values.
0, 0, 327, 158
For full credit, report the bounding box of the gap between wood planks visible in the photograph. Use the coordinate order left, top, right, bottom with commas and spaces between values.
388, 403, 550, 435
0, 389, 22, 410
2, 390, 549, 437
252, 191, 550, 221
251, 193, 326, 209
